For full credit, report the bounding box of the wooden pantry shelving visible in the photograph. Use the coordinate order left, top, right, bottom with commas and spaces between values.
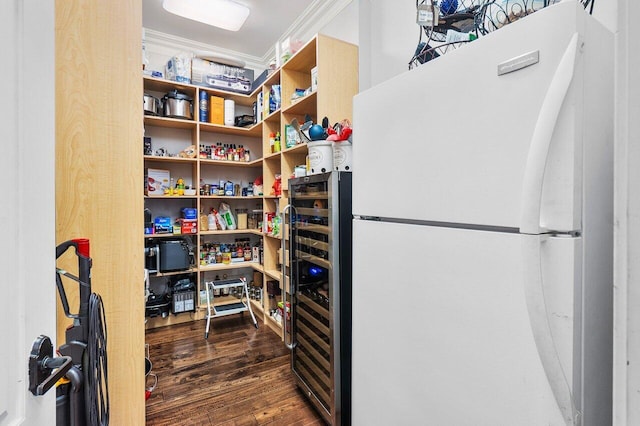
143, 34, 357, 342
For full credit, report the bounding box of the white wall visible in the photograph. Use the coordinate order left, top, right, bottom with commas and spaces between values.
358, 0, 416, 90
614, 0, 640, 423
318, 0, 359, 46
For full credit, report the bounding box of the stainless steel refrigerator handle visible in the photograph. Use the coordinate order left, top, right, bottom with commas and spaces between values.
522, 235, 578, 425
520, 32, 579, 234
281, 203, 296, 350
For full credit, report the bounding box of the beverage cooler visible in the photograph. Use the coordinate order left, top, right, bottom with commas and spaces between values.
285, 171, 352, 425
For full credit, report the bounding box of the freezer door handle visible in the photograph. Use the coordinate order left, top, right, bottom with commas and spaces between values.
520, 33, 579, 234
522, 235, 577, 424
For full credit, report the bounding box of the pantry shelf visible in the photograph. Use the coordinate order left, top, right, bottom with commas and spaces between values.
143, 34, 358, 338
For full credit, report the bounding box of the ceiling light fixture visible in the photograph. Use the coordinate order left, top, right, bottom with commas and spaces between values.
162, 0, 250, 32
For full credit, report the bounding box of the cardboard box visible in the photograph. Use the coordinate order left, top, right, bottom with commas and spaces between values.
179, 219, 198, 234
153, 216, 172, 234
145, 168, 170, 196
209, 95, 224, 125
191, 58, 254, 94
253, 69, 274, 88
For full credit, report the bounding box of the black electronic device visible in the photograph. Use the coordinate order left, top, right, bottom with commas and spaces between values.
145, 245, 159, 273
158, 240, 191, 272
145, 291, 171, 318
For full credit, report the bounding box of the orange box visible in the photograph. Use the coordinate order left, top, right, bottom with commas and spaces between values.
209, 96, 224, 125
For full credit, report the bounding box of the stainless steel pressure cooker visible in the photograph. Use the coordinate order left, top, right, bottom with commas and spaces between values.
143, 94, 160, 116
162, 90, 193, 120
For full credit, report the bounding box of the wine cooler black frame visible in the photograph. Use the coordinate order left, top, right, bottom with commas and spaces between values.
287, 171, 352, 425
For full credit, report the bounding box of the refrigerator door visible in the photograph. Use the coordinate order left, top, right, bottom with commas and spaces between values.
352, 2, 613, 233
351, 220, 581, 425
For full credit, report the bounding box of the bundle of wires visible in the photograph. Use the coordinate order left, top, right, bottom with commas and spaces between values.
87, 292, 109, 425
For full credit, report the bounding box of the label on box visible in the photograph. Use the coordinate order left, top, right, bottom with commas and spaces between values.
146, 168, 170, 196
191, 58, 253, 94
180, 219, 198, 234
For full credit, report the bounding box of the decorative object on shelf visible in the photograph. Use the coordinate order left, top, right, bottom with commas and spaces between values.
253, 176, 263, 196
271, 174, 282, 197
178, 145, 197, 158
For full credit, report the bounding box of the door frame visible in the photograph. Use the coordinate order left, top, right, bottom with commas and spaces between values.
0, 0, 56, 423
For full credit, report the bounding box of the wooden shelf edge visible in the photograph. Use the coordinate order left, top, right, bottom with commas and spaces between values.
264, 315, 283, 337
264, 269, 282, 281
199, 262, 261, 272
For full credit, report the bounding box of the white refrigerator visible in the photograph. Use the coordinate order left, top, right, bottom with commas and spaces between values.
351, 2, 613, 425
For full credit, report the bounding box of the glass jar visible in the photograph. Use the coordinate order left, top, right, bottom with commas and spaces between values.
236, 209, 248, 229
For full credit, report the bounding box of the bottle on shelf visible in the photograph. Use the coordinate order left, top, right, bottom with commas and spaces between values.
269, 132, 276, 153
199, 90, 208, 122
274, 132, 281, 153
200, 210, 209, 231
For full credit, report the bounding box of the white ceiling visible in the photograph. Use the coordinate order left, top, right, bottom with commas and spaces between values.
142, 0, 317, 59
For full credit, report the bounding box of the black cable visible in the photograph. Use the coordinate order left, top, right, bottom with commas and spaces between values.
87, 292, 109, 425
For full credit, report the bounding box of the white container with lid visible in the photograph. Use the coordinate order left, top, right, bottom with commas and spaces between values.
332, 141, 352, 171
224, 99, 235, 126
307, 141, 333, 175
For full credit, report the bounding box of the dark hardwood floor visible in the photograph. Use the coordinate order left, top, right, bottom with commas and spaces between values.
145, 315, 325, 425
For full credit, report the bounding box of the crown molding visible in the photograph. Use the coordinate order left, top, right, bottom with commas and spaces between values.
259, 0, 354, 64
144, 28, 265, 71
